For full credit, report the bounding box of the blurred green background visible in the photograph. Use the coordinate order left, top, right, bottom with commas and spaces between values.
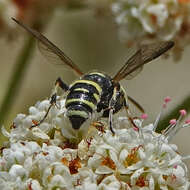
0, 10, 190, 173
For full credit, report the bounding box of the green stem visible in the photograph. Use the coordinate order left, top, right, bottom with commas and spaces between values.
0, 36, 35, 126
156, 96, 190, 133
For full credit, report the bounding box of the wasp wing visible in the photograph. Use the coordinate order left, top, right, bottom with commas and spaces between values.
12, 18, 84, 76
37, 40, 71, 67
113, 41, 174, 82
124, 66, 143, 80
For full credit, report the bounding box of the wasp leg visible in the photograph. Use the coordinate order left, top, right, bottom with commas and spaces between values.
30, 94, 56, 128
107, 86, 120, 135
108, 108, 115, 135
124, 99, 140, 129
97, 106, 115, 134
55, 77, 69, 92
30, 77, 69, 128
127, 95, 145, 113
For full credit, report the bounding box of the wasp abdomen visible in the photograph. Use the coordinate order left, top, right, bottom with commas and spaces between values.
65, 72, 116, 129
66, 104, 90, 129
65, 76, 102, 129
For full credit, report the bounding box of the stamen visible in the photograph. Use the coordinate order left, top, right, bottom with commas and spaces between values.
162, 118, 178, 139
179, 109, 187, 116
162, 122, 175, 136
162, 103, 167, 108
133, 127, 139, 131
182, 119, 190, 128
169, 119, 177, 125
153, 97, 171, 131
165, 109, 187, 141
141, 113, 148, 120
185, 119, 190, 124
164, 96, 171, 104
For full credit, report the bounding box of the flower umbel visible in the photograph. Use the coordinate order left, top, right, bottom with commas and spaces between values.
109, 0, 190, 61
0, 96, 190, 189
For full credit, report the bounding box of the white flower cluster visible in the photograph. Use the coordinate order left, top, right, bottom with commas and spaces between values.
0, 97, 190, 190
110, 0, 190, 60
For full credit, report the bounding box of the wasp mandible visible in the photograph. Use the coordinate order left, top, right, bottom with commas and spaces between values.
12, 18, 174, 137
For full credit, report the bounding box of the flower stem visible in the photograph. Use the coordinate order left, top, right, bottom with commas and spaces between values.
0, 36, 35, 126
157, 96, 190, 133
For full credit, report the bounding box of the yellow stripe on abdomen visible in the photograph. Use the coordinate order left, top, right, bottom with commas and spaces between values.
65, 98, 96, 110
73, 88, 89, 93
70, 80, 102, 95
66, 110, 89, 118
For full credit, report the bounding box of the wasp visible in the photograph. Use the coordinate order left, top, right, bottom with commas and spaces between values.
12, 18, 174, 138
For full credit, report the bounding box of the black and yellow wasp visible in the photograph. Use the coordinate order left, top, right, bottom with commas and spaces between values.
12, 18, 174, 137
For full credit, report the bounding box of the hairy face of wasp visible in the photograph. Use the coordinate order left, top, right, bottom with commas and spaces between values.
12, 18, 174, 136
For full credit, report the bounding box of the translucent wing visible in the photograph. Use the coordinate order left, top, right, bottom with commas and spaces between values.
37, 40, 70, 67
12, 18, 84, 76
124, 66, 143, 80
113, 41, 174, 82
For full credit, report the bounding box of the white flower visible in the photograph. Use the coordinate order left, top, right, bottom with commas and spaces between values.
43, 162, 73, 189
109, 0, 190, 60
0, 96, 189, 189
9, 164, 28, 179
27, 180, 42, 190
111, 0, 181, 39
98, 175, 122, 190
